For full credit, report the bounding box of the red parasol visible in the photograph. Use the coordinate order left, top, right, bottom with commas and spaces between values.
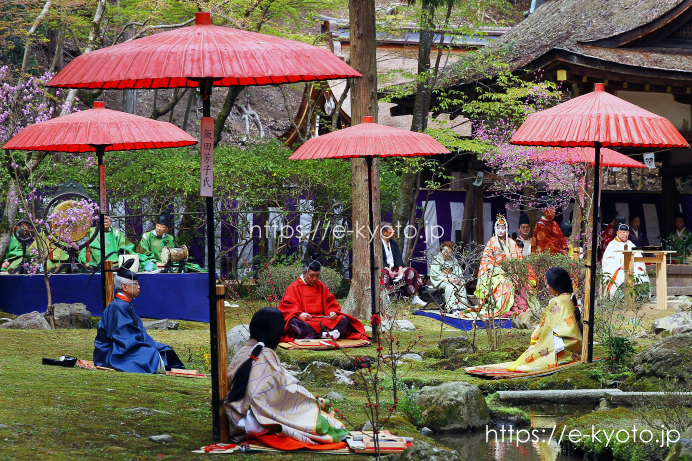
3, 102, 197, 152
289, 118, 449, 160
512, 85, 688, 148
48, 13, 360, 89
531, 147, 646, 168
510, 83, 689, 364
46, 12, 361, 442
3, 101, 196, 314
291, 117, 449, 340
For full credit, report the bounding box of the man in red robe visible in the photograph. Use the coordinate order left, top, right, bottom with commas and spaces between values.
278, 257, 368, 342
531, 201, 567, 255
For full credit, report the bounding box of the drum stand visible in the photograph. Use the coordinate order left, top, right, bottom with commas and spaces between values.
52, 247, 93, 274
163, 259, 187, 274
8, 242, 30, 274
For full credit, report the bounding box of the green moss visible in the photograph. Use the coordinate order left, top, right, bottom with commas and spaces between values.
479, 363, 603, 394
618, 375, 674, 392
485, 393, 530, 426
559, 408, 669, 461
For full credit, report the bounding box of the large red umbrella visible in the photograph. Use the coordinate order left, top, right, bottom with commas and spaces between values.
47, 12, 360, 441
3, 101, 197, 310
290, 117, 450, 340
532, 147, 646, 168
511, 83, 689, 363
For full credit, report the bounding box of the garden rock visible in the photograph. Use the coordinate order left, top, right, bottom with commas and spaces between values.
400, 353, 423, 362
420, 427, 433, 436
416, 382, 490, 432
383, 319, 417, 331
362, 421, 373, 431
673, 325, 692, 336
438, 336, 475, 358
45, 303, 91, 329
0, 311, 50, 330
227, 324, 251, 363
667, 426, 692, 461
651, 313, 692, 335
301, 361, 354, 385
0, 318, 13, 325
374, 441, 461, 461
148, 434, 173, 444
512, 306, 541, 330
142, 319, 179, 330
633, 333, 692, 380
325, 391, 344, 401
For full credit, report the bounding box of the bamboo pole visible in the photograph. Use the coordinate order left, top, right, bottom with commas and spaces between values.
104, 260, 114, 305
216, 284, 229, 442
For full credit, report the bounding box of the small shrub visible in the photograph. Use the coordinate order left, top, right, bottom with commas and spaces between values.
605, 336, 635, 372
398, 385, 423, 427
256, 263, 343, 300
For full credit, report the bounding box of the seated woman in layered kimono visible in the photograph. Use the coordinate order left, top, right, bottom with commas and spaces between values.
464, 267, 582, 377
469, 214, 535, 318
602, 223, 650, 297
507, 267, 583, 372
224, 308, 349, 445
429, 241, 467, 312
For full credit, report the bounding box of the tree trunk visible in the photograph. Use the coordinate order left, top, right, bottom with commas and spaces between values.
391, 3, 436, 249
0, 180, 21, 269
214, 86, 245, 146
342, 0, 379, 322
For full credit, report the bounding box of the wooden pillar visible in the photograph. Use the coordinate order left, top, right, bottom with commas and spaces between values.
216, 284, 229, 442
581, 167, 595, 364
523, 187, 537, 231
661, 173, 678, 239
460, 179, 477, 247
581, 249, 591, 363
473, 182, 484, 245
104, 260, 114, 305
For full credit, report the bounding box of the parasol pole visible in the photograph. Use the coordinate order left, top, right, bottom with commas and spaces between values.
366, 155, 379, 344
587, 141, 601, 363
200, 78, 221, 441
96, 145, 107, 311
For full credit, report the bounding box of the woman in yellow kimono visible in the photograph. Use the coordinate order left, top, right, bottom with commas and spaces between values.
469, 214, 522, 318
224, 308, 348, 445
508, 267, 583, 372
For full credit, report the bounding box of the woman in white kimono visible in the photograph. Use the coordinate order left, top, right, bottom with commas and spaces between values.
429, 241, 467, 312
224, 308, 348, 445
602, 223, 650, 297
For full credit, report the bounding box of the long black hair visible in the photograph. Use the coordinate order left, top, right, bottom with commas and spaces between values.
226, 308, 285, 402
545, 267, 582, 328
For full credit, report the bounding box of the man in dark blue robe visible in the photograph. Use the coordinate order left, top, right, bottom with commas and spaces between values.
94, 259, 184, 373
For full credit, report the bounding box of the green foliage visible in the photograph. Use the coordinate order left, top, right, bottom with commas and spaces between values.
604, 336, 636, 373
255, 263, 343, 301
398, 384, 423, 427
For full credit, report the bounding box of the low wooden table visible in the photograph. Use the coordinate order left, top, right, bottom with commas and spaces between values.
621, 249, 675, 310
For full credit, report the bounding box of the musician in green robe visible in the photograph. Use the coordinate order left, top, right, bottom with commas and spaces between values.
78, 215, 138, 269
665, 213, 692, 263
1, 234, 23, 271
138, 210, 175, 269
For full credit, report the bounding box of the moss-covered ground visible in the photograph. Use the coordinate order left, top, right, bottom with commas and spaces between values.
0, 300, 678, 460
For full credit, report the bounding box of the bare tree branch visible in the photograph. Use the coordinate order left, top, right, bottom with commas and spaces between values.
21, 0, 53, 74
150, 88, 189, 120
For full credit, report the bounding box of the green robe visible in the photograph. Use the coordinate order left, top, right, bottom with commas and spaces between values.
77, 227, 136, 268
138, 231, 175, 263
666, 228, 692, 262
2, 235, 24, 270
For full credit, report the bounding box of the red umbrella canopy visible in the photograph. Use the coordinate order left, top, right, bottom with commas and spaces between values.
532, 147, 646, 168
48, 13, 361, 89
511, 84, 689, 148
289, 117, 450, 160
3, 101, 197, 152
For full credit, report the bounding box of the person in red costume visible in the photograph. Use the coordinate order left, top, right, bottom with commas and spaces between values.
600, 214, 625, 256
278, 255, 368, 342
531, 198, 567, 255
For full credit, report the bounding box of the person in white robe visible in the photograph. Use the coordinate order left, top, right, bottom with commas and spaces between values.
429, 241, 467, 312
602, 223, 650, 297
